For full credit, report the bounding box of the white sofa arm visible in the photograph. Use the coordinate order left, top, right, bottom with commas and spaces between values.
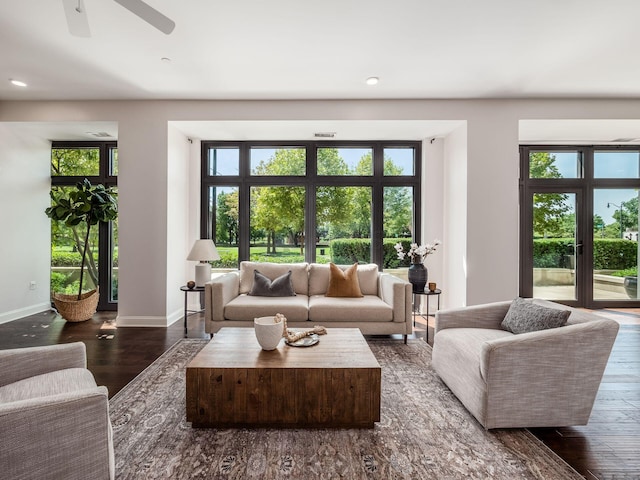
205, 271, 240, 322
0, 343, 87, 387
435, 301, 511, 335
379, 273, 412, 324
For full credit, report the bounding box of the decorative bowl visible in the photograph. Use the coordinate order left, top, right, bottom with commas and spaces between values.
254, 316, 284, 350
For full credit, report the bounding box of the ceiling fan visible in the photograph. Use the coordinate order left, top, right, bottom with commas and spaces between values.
62, 0, 175, 37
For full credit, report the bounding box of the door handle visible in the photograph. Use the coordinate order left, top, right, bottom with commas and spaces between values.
576, 242, 583, 255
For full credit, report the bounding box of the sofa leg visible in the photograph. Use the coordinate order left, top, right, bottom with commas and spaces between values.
404, 334, 407, 344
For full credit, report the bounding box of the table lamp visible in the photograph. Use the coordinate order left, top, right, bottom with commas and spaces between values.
187, 239, 220, 287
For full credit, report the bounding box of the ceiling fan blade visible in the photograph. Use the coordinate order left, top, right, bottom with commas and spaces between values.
112, 0, 175, 34
62, 0, 91, 37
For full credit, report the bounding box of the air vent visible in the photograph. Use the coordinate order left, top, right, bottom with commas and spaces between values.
611, 137, 640, 143
314, 132, 336, 138
86, 131, 113, 138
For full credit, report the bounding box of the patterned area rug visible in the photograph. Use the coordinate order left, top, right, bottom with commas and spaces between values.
110, 338, 582, 479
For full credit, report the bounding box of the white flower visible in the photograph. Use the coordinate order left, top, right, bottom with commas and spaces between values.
395, 239, 441, 262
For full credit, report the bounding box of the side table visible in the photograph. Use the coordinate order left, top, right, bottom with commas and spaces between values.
412, 288, 442, 343
181, 285, 205, 337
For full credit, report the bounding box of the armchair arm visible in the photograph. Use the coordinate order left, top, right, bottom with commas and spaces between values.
0, 342, 87, 387
379, 273, 412, 324
479, 319, 619, 426
434, 301, 511, 335
205, 271, 240, 322
0, 386, 113, 480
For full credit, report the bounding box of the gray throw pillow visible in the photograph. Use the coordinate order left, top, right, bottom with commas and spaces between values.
248, 270, 296, 297
501, 297, 570, 334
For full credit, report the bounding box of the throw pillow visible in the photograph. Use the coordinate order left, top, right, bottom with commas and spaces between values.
501, 297, 570, 334
325, 263, 363, 298
248, 270, 296, 297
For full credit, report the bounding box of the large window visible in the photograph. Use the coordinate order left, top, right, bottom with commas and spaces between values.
520, 145, 640, 308
50, 142, 118, 310
201, 141, 421, 269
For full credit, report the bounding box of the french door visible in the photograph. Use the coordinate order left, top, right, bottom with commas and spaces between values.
520, 146, 640, 308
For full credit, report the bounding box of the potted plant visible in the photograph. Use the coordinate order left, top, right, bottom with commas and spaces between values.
394, 240, 441, 293
45, 179, 118, 321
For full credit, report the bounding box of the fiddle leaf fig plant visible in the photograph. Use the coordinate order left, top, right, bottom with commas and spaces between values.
45, 179, 118, 300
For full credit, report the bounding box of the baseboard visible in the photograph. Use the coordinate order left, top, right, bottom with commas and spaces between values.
117, 308, 183, 328
0, 302, 52, 325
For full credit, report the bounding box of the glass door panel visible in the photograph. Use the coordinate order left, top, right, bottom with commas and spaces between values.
593, 189, 640, 300
532, 192, 577, 300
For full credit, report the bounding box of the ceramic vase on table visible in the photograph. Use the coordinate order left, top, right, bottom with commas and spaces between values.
408, 259, 428, 293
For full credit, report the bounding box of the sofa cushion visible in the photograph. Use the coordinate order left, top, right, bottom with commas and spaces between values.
309, 295, 393, 322
308, 263, 379, 296
239, 261, 309, 295
224, 294, 309, 322
501, 297, 570, 334
326, 263, 363, 298
0, 368, 97, 404
248, 270, 296, 297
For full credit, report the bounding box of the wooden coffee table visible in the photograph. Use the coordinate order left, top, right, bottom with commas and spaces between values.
186, 327, 381, 428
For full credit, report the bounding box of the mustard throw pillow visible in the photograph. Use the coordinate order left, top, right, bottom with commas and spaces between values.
325, 263, 363, 298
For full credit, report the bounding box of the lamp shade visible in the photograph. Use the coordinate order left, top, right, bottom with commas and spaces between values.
187, 239, 220, 261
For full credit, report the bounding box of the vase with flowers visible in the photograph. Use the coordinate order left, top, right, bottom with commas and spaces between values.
394, 240, 441, 293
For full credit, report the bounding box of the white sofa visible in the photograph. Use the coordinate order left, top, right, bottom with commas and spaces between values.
432, 299, 619, 429
205, 261, 413, 342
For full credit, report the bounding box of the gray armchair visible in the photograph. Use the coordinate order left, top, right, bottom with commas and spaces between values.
432, 299, 619, 429
0, 342, 114, 480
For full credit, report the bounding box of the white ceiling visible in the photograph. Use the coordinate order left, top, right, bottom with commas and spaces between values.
4, 1, 640, 143
2, 0, 640, 101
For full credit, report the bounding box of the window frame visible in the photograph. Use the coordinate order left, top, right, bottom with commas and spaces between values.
200, 140, 422, 268
520, 144, 640, 308
50, 141, 118, 311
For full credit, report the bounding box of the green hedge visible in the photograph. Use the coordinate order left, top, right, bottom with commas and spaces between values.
330, 239, 371, 264
533, 238, 637, 270
592, 239, 637, 270
52, 250, 119, 267
330, 238, 412, 268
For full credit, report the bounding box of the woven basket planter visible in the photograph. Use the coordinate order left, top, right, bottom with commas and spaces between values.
52, 288, 99, 322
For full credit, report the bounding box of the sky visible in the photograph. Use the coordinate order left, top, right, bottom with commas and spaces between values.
552, 151, 639, 224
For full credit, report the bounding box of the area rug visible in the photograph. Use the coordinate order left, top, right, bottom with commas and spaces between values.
110, 338, 582, 479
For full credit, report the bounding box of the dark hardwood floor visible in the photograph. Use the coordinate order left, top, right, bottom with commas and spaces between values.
1, 309, 638, 479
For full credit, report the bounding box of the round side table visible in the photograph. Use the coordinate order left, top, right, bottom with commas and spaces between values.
412, 288, 442, 343
181, 285, 205, 337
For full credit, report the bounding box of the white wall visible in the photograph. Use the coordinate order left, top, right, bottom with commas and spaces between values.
115, 113, 171, 326
465, 115, 520, 305
2, 98, 640, 325
422, 138, 444, 312
443, 124, 468, 309
0, 124, 51, 323
165, 125, 191, 325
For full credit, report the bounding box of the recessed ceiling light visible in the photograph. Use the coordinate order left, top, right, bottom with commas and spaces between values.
161, 57, 172, 63
10, 79, 27, 87
366, 77, 379, 86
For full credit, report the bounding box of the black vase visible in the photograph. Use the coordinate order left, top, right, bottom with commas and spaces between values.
408, 260, 428, 293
